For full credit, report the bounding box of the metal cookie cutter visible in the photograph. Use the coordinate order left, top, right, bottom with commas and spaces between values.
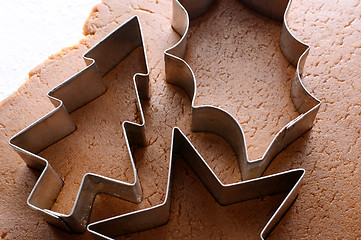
9, 16, 149, 233
88, 0, 319, 239
168, 0, 320, 181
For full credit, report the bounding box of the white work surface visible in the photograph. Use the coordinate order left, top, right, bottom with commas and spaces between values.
0, 0, 99, 101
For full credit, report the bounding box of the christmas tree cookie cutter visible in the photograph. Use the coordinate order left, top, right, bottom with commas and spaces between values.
9, 16, 149, 233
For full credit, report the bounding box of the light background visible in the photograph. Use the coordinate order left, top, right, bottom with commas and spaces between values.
0, 0, 100, 101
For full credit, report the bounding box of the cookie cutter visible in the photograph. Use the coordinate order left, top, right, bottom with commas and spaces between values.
88, 128, 305, 240
9, 16, 149, 233
168, 0, 320, 181
88, 0, 318, 239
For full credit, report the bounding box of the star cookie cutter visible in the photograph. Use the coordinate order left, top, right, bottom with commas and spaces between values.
9, 16, 149, 233
87, 0, 319, 239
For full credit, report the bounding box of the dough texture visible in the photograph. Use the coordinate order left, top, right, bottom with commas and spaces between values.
1, 0, 360, 239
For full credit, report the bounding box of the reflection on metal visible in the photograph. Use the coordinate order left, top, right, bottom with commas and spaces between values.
9, 16, 149, 233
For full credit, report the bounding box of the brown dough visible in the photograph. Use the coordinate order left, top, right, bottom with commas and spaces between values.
1, 0, 360, 239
